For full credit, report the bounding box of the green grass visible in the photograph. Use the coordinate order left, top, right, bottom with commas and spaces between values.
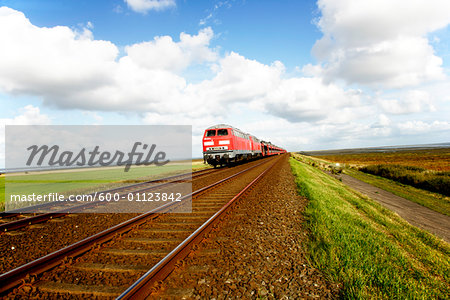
6, 164, 189, 193
1, 162, 202, 211
192, 160, 211, 171
290, 156, 449, 299
0, 176, 4, 211
345, 168, 450, 217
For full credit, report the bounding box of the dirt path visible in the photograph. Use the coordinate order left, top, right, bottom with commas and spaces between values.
340, 173, 450, 243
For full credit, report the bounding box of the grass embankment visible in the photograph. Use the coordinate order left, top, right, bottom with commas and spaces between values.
290, 156, 449, 298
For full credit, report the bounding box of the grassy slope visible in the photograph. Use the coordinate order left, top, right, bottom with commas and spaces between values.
345, 168, 450, 217
290, 157, 449, 298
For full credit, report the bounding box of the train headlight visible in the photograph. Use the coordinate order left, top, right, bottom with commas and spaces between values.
218, 140, 230, 145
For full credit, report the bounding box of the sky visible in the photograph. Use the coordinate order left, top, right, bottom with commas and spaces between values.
0, 0, 449, 164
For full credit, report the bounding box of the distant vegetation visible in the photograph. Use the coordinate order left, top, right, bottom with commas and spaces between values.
302, 149, 450, 216
290, 155, 449, 298
311, 148, 450, 198
359, 164, 450, 196
316, 148, 450, 172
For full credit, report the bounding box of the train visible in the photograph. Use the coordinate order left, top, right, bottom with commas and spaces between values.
202, 124, 286, 167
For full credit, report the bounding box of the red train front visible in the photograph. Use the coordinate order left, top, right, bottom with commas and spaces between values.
202, 124, 286, 167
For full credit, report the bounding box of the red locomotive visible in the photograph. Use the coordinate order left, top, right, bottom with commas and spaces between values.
202, 124, 286, 167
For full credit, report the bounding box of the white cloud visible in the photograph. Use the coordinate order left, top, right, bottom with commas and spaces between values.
378, 90, 436, 114
125, 27, 216, 72
315, 0, 450, 46
313, 0, 450, 88
199, 13, 213, 26
124, 0, 175, 14
0, 7, 379, 130
261, 77, 362, 123
198, 1, 232, 26
0, 105, 51, 126
0, 7, 118, 98
188, 53, 284, 108
368, 114, 392, 137
0, 7, 212, 113
397, 120, 450, 134
0, 105, 51, 167
378, 114, 391, 127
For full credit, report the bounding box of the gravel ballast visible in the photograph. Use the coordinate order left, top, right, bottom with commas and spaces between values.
156, 155, 339, 299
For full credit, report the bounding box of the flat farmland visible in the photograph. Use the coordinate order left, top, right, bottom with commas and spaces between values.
0, 161, 207, 211
0, 175, 4, 207
305, 147, 450, 171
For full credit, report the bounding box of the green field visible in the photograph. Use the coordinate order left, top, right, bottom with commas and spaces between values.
290, 156, 449, 298
1, 161, 209, 211
0, 176, 4, 211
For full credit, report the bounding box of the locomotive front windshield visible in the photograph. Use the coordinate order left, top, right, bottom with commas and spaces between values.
206, 130, 216, 137
217, 129, 228, 136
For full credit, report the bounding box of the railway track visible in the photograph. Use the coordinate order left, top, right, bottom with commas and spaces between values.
0, 159, 275, 275
1, 155, 282, 298
0, 167, 216, 232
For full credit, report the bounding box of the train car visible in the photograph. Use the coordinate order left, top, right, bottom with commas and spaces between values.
202, 124, 286, 167
260, 141, 287, 156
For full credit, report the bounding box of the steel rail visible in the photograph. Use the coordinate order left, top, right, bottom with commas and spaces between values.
117, 155, 281, 299
0, 158, 272, 295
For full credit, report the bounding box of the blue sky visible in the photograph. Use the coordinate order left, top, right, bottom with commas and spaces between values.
0, 0, 449, 162
0, 0, 321, 67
